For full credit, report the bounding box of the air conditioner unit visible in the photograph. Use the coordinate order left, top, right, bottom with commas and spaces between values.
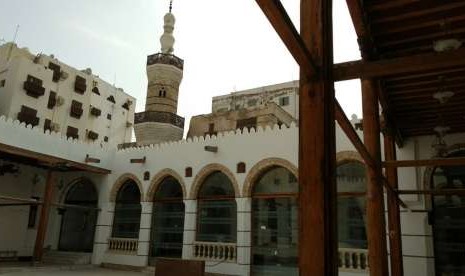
51, 123, 60, 132
60, 71, 69, 80
56, 96, 65, 106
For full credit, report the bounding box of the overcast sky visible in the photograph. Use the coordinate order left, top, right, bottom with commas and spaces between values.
0, 0, 361, 134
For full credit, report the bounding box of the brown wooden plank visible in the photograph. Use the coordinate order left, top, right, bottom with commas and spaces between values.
255, 0, 317, 77
298, 0, 337, 274
333, 47, 465, 81
384, 132, 404, 276
362, 79, 389, 276
398, 189, 465, 196
0, 143, 110, 174
383, 157, 465, 167
33, 170, 54, 261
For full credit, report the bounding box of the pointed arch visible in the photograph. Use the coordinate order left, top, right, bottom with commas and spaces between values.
146, 168, 186, 201
189, 163, 239, 199
243, 158, 298, 198
336, 150, 364, 165
109, 173, 144, 202
59, 177, 97, 203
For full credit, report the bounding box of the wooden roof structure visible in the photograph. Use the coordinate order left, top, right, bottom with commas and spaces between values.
255, 0, 465, 275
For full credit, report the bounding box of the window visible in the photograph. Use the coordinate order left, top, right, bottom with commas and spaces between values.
44, 119, 52, 133
107, 95, 116, 103
74, 75, 87, 94
107, 113, 112, 120
236, 117, 257, 131
104, 136, 109, 142
0, 79, 5, 87
48, 62, 61, 82
66, 126, 79, 140
204, 123, 217, 137
47, 91, 57, 109
279, 96, 289, 106
92, 87, 100, 95
90, 106, 101, 117
159, 87, 167, 97
122, 100, 131, 110
197, 171, 236, 243
185, 167, 192, 177
237, 162, 246, 173
23, 75, 45, 98
337, 161, 367, 249
144, 171, 150, 181
112, 180, 141, 239
251, 166, 298, 275
17, 105, 39, 126
70, 100, 83, 119
149, 176, 185, 264
87, 130, 99, 140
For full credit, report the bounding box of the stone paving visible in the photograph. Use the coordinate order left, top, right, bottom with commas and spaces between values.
0, 266, 152, 276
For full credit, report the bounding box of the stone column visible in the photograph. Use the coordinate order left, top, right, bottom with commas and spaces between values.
138, 201, 153, 265
236, 197, 252, 275
182, 199, 197, 259
92, 202, 114, 264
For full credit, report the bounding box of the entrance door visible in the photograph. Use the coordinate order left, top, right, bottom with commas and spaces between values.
431, 151, 465, 275
58, 180, 98, 252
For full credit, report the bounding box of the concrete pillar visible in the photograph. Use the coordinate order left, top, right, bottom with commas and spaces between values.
182, 199, 197, 259
138, 202, 153, 264
236, 197, 252, 275
92, 202, 114, 264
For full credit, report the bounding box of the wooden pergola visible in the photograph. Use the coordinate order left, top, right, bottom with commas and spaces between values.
255, 1, 465, 275
0, 143, 110, 262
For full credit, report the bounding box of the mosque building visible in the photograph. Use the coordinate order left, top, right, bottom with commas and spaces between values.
0, 3, 463, 276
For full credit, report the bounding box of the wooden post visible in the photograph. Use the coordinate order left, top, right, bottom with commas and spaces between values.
299, 0, 337, 275
384, 131, 404, 276
361, 79, 389, 276
33, 170, 55, 262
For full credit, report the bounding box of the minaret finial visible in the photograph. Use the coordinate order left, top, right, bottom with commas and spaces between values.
160, 1, 176, 54
169, 0, 173, 13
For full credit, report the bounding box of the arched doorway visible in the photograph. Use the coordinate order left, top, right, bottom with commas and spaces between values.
197, 171, 236, 243
431, 150, 465, 275
58, 179, 98, 252
251, 166, 298, 276
111, 180, 142, 239
149, 176, 185, 265
337, 161, 367, 250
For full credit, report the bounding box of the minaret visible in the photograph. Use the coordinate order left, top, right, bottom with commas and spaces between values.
134, 1, 185, 145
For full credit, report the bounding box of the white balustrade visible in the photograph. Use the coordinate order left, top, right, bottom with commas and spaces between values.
193, 242, 236, 262
338, 248, 369, 272
108, 238, 139, 254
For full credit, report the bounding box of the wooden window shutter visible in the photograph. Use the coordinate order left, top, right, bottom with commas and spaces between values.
47, 91, 57, 109
74, 75, 87, 94
48, 62, 61, 82
70, 100, 83, 119
17, 105, 39, 127
66, 126, 79, 139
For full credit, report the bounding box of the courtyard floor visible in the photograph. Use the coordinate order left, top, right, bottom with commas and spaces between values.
0, 265, 152, 276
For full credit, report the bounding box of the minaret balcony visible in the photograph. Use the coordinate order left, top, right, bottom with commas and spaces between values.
147, 53, 184, 70
134, 111, 184, 129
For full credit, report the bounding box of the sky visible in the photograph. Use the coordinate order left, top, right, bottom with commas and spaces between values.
0, 0, 361, 136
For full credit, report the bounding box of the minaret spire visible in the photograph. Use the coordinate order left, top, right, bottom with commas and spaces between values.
160, 0, 176, 54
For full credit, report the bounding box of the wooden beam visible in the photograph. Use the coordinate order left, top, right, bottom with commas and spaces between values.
398, 189, 465, 196
384, 132, 404, 276
383, 157, 465, 168
85, 154, 100, 164
361, 79, 389, 276
130, 157, 146, 164
0, 195, 42, 204
33, 170, 54, 262
255, 0, 317, 77
298, 0, 337, 275
0, 143, 110, 175
333, 47, 465, 81
346, 0, 376, 58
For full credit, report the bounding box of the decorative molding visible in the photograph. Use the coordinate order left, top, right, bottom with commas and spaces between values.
189, 163, 239, 199
109, 173, 144, 202
146, 168, 186, 201
336, 150, 364, 165
243, 158, 298, 197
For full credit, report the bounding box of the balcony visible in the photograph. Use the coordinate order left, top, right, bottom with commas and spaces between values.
338, 248, 369, 272
23, 81, 45, 98
193, 241, 236, 263
134, 111, 184, 129
147, 53, 184, 70
108, 238, 138, 255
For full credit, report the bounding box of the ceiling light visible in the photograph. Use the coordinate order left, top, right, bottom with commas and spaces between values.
433, 39, 462, 52
433, 91, 455, 104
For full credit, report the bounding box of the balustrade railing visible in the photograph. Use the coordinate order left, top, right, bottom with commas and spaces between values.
108, 238, 138, 254
338, 248, 369, 272
193, 242, 236, 262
